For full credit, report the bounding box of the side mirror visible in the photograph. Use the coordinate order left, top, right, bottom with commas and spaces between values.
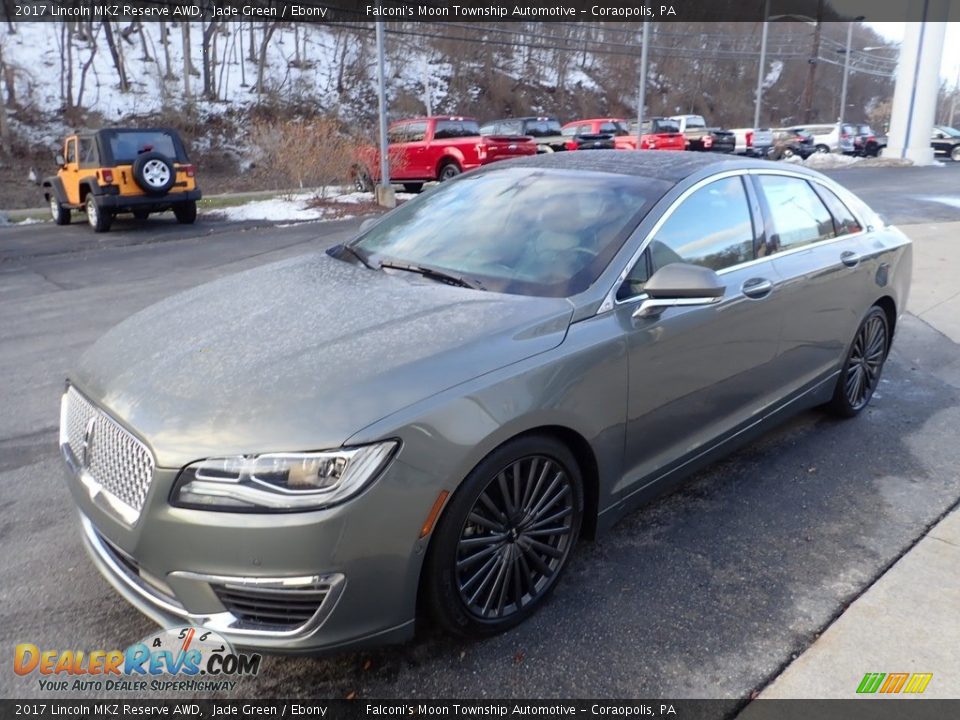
358, 216, 381, 234
55, 153, 65, 166
633, 263, 725, 319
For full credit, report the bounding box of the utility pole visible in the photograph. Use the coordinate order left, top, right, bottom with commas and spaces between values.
801, 0, 824, 123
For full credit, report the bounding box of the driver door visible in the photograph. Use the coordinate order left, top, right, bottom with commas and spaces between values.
615, 175, 787, 499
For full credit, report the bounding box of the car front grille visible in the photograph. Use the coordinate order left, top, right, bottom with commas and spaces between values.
61, 386, 155, 523
211, 583, 332, 630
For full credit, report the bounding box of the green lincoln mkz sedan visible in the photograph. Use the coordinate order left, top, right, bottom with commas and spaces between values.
60, 151, 911, 651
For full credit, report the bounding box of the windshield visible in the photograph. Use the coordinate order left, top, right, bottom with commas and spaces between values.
939, 126, 960, 138
351, 167, 667, 297
523, 119, 562, 137
107, 131, 179, 164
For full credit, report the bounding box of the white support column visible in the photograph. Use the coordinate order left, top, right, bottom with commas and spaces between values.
884, 4, 949, 165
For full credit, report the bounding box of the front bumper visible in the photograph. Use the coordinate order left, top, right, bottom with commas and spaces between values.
61, 392, 440, 653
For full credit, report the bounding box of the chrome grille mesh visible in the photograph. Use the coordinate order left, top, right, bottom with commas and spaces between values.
61, 387, 155, 522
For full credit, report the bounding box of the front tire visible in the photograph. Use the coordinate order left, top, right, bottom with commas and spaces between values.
827, 307, 890, 418
86, 195, 112, 233
815, 144, 830, 154
173, 201, 197, 224
50, 196, 71, 225
951, 146, 960, 162
423, 434, 583, 638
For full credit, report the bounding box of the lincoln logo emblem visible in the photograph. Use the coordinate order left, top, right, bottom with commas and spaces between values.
81, 417, 96, 467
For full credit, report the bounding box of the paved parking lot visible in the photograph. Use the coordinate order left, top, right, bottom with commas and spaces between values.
1, 164, 959, 703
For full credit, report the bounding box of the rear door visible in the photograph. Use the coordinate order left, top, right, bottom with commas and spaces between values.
753, 172, 866, 395
616, 174, 786, 496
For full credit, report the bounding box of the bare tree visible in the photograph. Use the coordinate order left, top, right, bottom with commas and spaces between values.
102, 21, 130, 92
159, 22, 174, 80
0, 41, 10, 155
255, 22, 280, 97
202, 20, 221, 100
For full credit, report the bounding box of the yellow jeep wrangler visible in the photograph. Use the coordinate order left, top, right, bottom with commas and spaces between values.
43, 128, 201, 233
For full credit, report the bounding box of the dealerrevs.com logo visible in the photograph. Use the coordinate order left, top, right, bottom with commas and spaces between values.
14, 627, 261, 693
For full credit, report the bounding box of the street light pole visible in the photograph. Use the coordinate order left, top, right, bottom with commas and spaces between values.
838, 20, 854, 127
635, 19, 650, 150
753, 0, 770, 129
375, 20, 394, 207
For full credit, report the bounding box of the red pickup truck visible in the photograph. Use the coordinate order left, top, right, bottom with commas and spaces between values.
561, 118, 686, 152
356, 116, 536, 192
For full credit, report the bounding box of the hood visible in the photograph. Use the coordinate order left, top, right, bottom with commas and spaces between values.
73, 253, 573, 468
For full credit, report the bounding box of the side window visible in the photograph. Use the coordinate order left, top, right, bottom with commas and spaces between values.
757, 175, 836, 252
388, 125, 408, 144
617, 250, 651, 301
561, 126, 577, 138
812, 184, 863, 236
405, 122, 427, 142
649, 177, 755, 273
79, 138, 96, 166
598, 122, 618, 134
500, 120, 523, 135
577, 124, 592, 135
479, 124, 496, 135
65, 139, 77, 164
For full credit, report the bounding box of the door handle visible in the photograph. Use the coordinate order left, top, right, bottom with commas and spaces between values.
840, 250, 860, 268
741, 277, 773, 299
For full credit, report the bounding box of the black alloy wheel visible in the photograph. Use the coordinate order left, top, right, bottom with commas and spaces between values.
424, 435, 583, 637
829, 307, 889, 417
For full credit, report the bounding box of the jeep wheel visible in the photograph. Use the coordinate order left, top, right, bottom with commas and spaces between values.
173, 201, 197, 224
86, 195, 112, 233
50, 196, 71, 225
132, 152, 176, 195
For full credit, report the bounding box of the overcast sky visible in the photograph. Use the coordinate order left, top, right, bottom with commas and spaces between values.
867, 22, 960, 85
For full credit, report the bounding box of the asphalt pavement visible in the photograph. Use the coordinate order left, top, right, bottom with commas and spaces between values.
1, 165, 959, 705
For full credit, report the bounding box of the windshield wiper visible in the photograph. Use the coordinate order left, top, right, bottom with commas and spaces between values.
377, 259, 486, 291
336, 244, 374, 269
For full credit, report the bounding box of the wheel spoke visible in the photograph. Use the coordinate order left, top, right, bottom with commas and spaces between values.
523, 505, 573, 531
459, 533, 507, 548
467, 511, 505, 533
457, 541, 502, 570
520, 536, 564, 559
467, 551, 504, 605
461, 552, 501, 594
478, 491, 508, 525
517, 539, 554, 576
497, 471, 516, 516
524, 526, 572, 538
528, 474, 566, 520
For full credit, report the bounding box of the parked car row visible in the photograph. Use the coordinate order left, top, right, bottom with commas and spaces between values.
354, 112, 960, 196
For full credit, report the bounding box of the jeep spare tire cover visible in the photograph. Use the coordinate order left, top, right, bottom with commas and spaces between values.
132, 152, 176, 195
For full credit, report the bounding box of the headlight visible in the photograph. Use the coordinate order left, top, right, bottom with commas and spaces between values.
170, 441, 398, 512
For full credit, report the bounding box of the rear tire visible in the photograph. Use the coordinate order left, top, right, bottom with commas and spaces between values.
86, 195, 112, 233
827, 307, 890, 418
438, 162, 462, 182
173, 201, 197, 224
815, 144, 830, 154
423, 434, 583, 638
50, 196, 71, 225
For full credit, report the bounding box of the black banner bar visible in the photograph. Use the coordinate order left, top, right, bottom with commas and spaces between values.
1, 0, 956, 24
1, 700, 959, 720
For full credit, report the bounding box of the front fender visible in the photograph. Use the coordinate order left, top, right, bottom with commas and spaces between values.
42, 176, 67, 204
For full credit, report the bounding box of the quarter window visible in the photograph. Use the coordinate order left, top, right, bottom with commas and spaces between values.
65, 139, 77, 164
756, 175, 836, 253
813, 185, 863, 237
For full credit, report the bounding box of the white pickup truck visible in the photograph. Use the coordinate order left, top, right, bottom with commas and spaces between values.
728, 127, 775, 157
